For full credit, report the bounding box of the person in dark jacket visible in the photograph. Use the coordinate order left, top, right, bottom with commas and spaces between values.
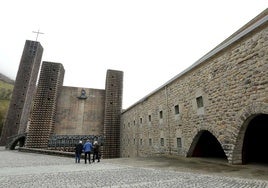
75, 140, 83, 163
93, 141, 100, 163
83, 140, 93, 164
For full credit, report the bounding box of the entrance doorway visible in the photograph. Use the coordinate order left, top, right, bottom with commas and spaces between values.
242, 114, 268, 164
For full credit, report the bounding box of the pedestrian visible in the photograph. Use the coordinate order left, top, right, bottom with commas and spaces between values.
83, 139, 93, 164
93, 140, 100, 163
75, 140, 83, 163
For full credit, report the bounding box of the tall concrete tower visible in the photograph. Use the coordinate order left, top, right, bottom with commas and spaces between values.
103, 70, 123, 158
25, 61, 65, 148
0, 40, 43, 146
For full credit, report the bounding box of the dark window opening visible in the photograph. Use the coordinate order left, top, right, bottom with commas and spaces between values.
175, 105, 179, 114
159, 111, 163, 119
161, 138, 164, 146
196, 96, 204, 108
177, 137, 182, 148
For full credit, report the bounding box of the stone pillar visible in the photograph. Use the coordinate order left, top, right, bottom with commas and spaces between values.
103, 70, 123, 158
25, 62, 65, 148
0, 40, 43, 146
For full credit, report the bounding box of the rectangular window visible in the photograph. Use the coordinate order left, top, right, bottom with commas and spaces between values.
140, 139, 142, 145
149, 138, 152, 146
196, 96, 204, 108
174, 105, 179, 114
161, 138, 164, 146
133, 120, 136, 125
177, 138, 182, 148
159, 111, 163, 119
148, 115, 151, 122
140, 118, 142, 124
134, 138, 135, 144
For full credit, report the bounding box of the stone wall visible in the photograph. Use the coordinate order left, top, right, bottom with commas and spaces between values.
54, 86, 105, 136
121, 11, 268, 163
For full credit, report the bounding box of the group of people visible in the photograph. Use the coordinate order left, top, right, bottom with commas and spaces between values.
74, 140, 101, 164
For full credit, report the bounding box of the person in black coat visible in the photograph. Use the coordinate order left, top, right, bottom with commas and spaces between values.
75, 140, 83, 163
93, 141, 100, 162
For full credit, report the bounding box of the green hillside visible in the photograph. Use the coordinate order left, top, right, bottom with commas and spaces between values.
0, 80, 14, 135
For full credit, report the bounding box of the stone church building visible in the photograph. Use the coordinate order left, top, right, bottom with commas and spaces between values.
0, 9, 267, 164
121, 9, 268, 164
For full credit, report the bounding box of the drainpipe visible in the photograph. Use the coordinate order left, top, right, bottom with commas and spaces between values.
165, 86, 171, 155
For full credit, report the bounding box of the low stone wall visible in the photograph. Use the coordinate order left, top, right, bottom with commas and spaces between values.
19, 147, 76, 158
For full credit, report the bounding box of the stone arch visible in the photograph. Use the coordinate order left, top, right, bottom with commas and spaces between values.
187, 129, 227, 160
9, 135, 26, 150
231, 102, 268, 164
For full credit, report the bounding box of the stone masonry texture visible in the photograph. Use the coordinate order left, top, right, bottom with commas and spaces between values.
121, 9, 268, 164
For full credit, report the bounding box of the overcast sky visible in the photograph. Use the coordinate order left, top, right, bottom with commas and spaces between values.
0, 1, 267, 108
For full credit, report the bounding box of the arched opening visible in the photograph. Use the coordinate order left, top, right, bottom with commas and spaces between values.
242, 114, 268, 164
190, 130, 227, 159
9, 136, 26, 150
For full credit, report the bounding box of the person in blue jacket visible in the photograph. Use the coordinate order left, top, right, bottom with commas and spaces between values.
83, 140, 93, 164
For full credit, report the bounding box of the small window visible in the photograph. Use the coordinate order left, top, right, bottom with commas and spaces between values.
174, 105, 179, 114
133, 138, 135, 144
160, 138, 164, 146
140, 118, 142, 124
159, 111, 163, 119
196, 96, 204, 108
148, 115, 151, 122
133, 120, 136, 125
140, 139, 142, 145
177, 138, 182, 148
149, 138, 152, 146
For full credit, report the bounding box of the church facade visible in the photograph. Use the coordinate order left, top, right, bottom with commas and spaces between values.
0, 9, 267, 163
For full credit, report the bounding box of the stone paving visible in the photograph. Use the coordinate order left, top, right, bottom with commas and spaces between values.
0, 148, 268, 188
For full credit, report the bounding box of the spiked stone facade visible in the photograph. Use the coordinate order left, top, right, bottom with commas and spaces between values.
25, 62, 65, 148
0, 41, 43, 145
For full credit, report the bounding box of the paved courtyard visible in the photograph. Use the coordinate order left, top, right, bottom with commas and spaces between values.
0, 148, 268, 188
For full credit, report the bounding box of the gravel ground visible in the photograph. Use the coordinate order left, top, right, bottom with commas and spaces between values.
0, 148, 267, 188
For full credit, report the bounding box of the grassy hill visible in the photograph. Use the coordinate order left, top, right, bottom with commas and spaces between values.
0, 77, 14, 135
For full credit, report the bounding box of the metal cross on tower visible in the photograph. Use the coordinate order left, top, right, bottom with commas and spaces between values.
32, 29, 44, 41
